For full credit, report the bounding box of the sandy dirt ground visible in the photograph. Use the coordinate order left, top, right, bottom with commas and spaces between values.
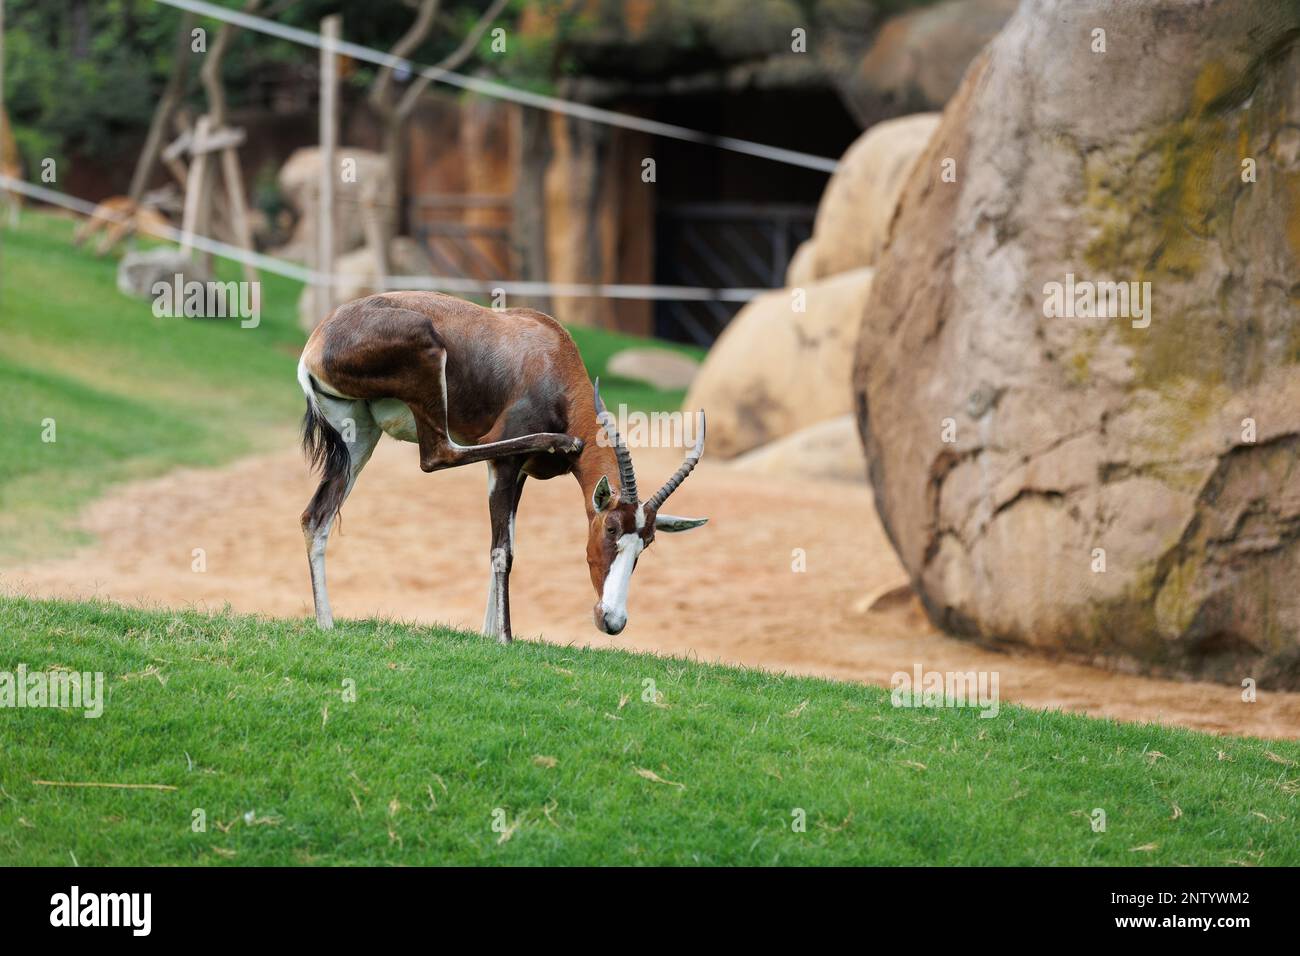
4, 435, 1297, 739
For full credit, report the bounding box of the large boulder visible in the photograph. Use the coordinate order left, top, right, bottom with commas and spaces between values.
809, 113, 939, 280
273, 147, 395, 264
846, 0, 1018, 113
686, 267, 874, 458
731, 416, 866, 484
116, 248, 213, 300
784, 238, 818, 288
854, 0, 1300, 686
606, 347, 700, 391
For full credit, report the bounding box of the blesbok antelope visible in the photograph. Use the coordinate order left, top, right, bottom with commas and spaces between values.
296, 291, 707, 641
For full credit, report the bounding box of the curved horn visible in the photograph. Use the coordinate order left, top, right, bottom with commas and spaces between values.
593, 378, 638, 504
647, 410, 705, 512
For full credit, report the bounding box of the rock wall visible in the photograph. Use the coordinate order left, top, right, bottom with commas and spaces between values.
405, 93, 516, 282
847, 0, 1019, 114
273, 147, 393, 264
541, 112, 653, 335
853, 0, 1300, 686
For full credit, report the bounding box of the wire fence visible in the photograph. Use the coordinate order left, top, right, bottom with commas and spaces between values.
0, 174, 771, 303
3, 1, 835, 311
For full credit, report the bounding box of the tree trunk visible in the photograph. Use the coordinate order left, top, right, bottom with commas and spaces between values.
194, 0, 262, 272
128, 12, 195, 205
382, 113, 406, 240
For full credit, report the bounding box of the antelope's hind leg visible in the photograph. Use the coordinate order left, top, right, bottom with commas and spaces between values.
301, 395, 381, 629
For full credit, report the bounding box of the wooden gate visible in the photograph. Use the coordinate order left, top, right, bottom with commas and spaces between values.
653, 201, 815, 345
408, 194, 512, 283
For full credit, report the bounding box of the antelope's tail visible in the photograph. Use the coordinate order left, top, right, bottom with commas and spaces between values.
298, 358, 351, 528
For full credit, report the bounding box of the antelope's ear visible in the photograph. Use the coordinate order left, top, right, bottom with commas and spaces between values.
654, 513, 708, 533
592, 475, 614, 512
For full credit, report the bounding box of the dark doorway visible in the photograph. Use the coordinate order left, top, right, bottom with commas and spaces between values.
635, 88, 860, 343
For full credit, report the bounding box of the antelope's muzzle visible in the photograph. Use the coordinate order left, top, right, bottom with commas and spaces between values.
593, 603, 626, 636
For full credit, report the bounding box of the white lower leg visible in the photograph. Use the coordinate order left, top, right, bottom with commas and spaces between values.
306, 519, 336, 629
482, 573, 499, 637
493, 571, 509, 644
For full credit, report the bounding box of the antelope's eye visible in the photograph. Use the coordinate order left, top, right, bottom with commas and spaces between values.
606, 523, 619, 538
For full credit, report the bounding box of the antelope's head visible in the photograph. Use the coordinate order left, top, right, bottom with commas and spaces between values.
587, 382, 707, 635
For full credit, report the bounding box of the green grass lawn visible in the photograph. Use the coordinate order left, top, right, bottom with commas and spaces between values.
0, 213, 305, 558
565, 321, 704, 414
1, 596, 1296, 866
0, 211, 700, 561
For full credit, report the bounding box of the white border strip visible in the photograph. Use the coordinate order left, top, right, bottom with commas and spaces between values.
153, 0, 841, 174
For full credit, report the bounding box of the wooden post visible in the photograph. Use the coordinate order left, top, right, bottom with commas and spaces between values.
127, 11, 195, 206
196, 0, 260, 283
219, 145, 257, 284
180, 115, 212, 259
193, 122, 216, 273
317, 14, 340, 318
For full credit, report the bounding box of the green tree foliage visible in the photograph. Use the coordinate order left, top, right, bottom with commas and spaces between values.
5, 0, 177, 174
2, 0, 517, 181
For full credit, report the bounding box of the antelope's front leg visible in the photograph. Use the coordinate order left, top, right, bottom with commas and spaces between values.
483, 461, 523, 644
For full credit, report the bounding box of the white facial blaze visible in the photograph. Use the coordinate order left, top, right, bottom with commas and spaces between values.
601, 533, 643, 626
